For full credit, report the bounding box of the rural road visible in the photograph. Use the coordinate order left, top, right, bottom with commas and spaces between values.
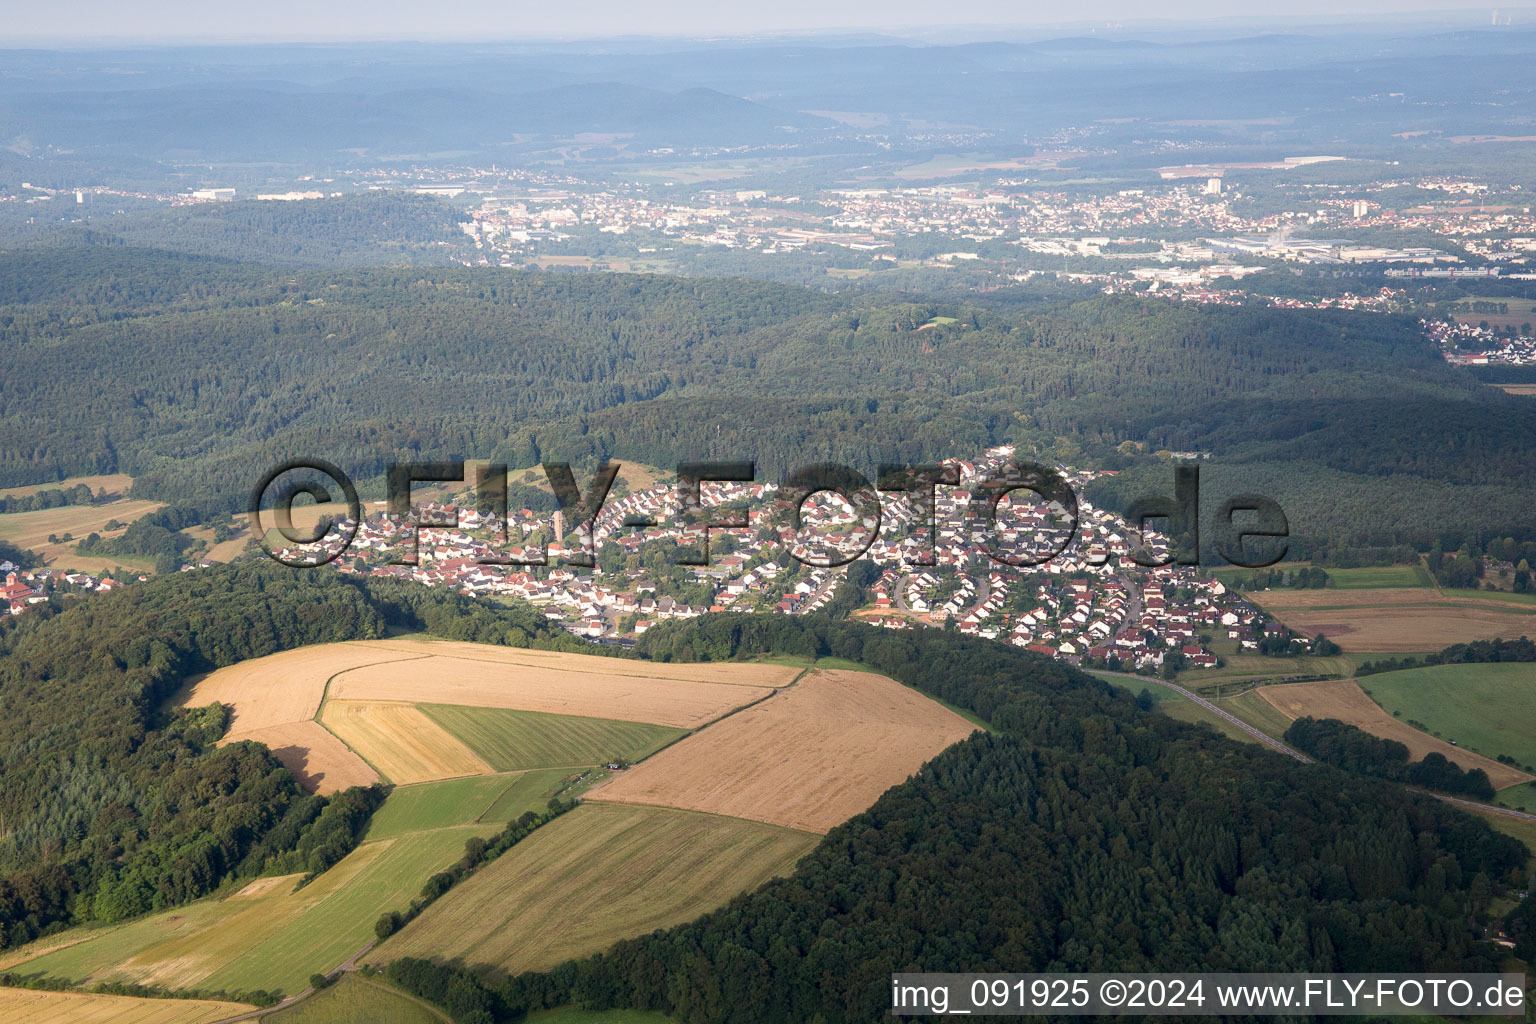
1094, 669, 1536, 823
204, 938, 377, 1023
1092, 668, 1314, 763
1420, 792, 1536, 823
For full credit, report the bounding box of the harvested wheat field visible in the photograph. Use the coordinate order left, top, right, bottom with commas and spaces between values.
1265, 604, 1534, 652
1247, 589, 1536, 651
176, 640, 795, 791
321, 701, 491, 784
176, 643, 422, 735
1255, 679, 1530, 790
230, 721, 379, 794
590, 668, 979, 833
1248, 588, 1446, 609
352, 635, 800, 687
330, 651, 777, 729
0, 988, 252, 1024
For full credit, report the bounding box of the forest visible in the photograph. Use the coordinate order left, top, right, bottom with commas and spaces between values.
2, 245, 1534, 560
0, 563, 586, 950
372, 614, 1528, 1024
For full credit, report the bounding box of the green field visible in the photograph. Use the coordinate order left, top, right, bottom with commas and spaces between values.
15, 811, 501, 996
1161, 700, 1259, 745
1326, 565, 1435, 589
1357, 662, 1536, 769
478, 768, 593, 820
1174, 644, 1355, 687
1496, 781, 1536, 814
528, 1009, 676, 1024
265, 973, 447, 1023
1092, 673, 1268, 746
1442, 588, 1536, 606
366, 775, 526, 839
1480, 813, 1536, 870
371, 803, 819, 979
421, 705, 686, 772
1213, 690, 1295, 741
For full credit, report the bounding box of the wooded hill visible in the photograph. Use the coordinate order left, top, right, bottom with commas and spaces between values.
386, 614, 1530, 1024
2, 246, 1533, 555
0, 564, 586, 952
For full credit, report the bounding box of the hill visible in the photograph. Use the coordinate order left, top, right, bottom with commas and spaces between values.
381, 614, 1530, 1024
0, 564, 583, 952
2, 248, 1534, 553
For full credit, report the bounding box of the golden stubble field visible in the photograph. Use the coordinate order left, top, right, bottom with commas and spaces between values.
0, 987, 252, 1024
589, 668, 981, 833
1248, 588, 1536, 652
0, 498, 165, 572
322, 700, 491, 784
1255, 679, 1531, 790
176, 638, 799, 793
327, 639, 794, 729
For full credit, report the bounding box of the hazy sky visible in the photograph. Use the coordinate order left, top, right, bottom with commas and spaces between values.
6, 0, 1529, 43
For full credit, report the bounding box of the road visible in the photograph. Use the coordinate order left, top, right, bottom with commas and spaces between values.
1094, 668, 1313, 763
1096, 670, 1536, 823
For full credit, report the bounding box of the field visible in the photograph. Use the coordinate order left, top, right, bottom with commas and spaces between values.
176, 642, 416, 735
364, 774, 547, 839
1255, 679, 1530, 790
8, 636, 817, 999
1173, 644, 1355, 687
177, 638, 783, 792
1495, 781, 1536, 814
894, 151, 1069, 179
0, 473, 135, 501
589, 669, 978, 833
328, 646, 786, 729
0, 498, 164, 572
421, 705, 686, 772
1246, 587, 1536, 651
233, 720, 380, 794
1356, 663, 1536, 771
0, 987, 252, 1023
1159, 699, 1258, 744
265, 973, 447, 1023
1324, 565, 1435, 589
344, 636, 800, 687
321, 701, 491, 784
13, 821, 499, 997
175, 643, 402, 793
370, 803, 818, 977
528, 1009, 675, 1024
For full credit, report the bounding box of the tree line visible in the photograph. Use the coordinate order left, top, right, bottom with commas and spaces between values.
1282, 717, 1496, 801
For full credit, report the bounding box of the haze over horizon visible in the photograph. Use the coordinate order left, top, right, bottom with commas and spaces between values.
7, 0, 1534, 45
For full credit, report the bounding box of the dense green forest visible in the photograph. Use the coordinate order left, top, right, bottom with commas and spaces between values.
3, 245, 1534, 556
384, 615, 1527, 1024
0, 192, 471, 266
0, 564, 586, 949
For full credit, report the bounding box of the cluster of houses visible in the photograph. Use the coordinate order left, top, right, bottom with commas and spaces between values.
3, 565, 124, 615
1426, 317, 1536, 366
241, 444, 1299, 674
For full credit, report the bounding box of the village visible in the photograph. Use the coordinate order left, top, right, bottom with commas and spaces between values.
246, 446, 1303, 678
